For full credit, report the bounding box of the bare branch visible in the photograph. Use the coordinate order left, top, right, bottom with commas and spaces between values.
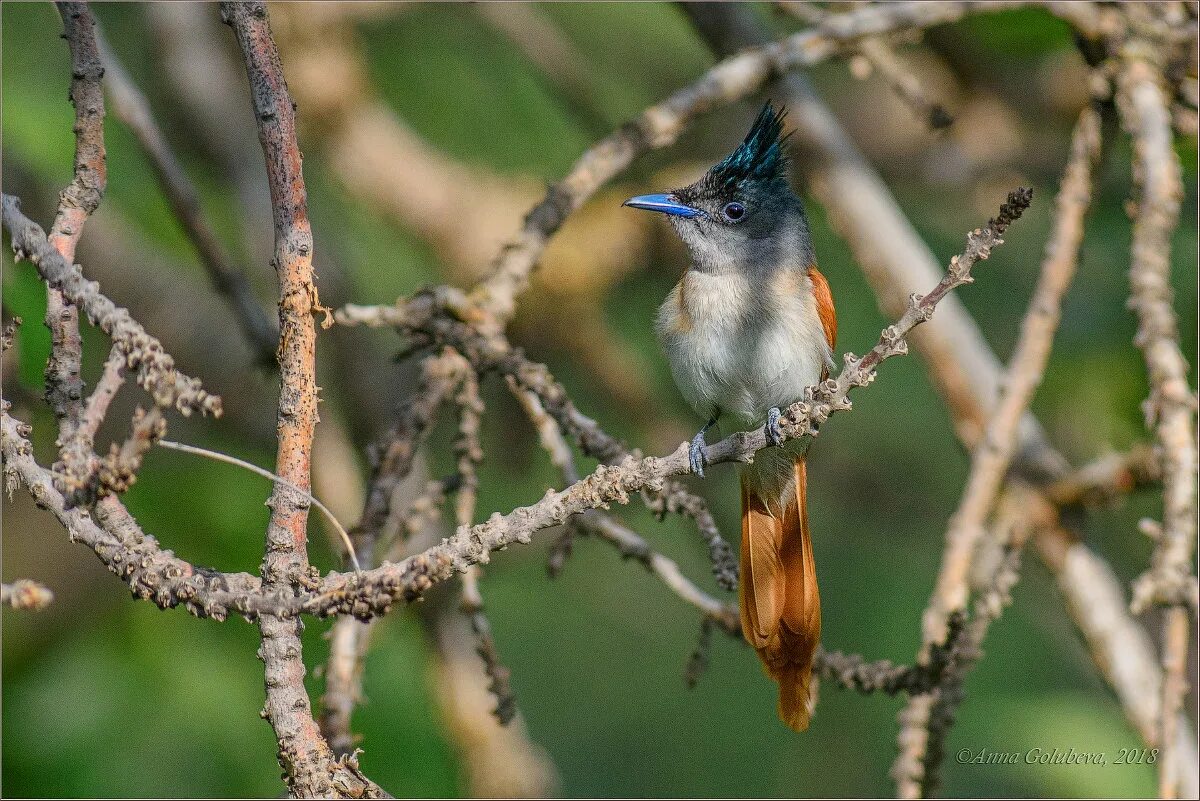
819, 610, 971, 698
775, 2, 954, 129
684, 7, 1197, 788
921, 110, 1097, 656
683, 2, 1066, 468
222, 3, 378, 797
1034, 523, 1199, 794
94, 405, 164, 497
448, 354, 520, 726
355, 349, 464, 563
2, 196, 223, 418
322, 188, 1031, 619
1044, 443, 1162, 507
896, 108, 1097, 798
45, 1, 107, 435
2, 409, 269, 619
156, 439, 360, 573
1117, 53, 1197, 801
77, 345, 126, 441
1119, 59, 1198, 615
509, 377, 740, 631
339, 291, 739, 591
470, 1, 1041, 326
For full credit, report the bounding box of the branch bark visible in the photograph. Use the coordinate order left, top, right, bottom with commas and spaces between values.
1117, 54, 1197, 801
682, 5, 1196, 793
326, 188, 1031, 619
3, 196, 222, 418
895, 108, 1098, 797
44, 1, 107, 437
470, 0, 1044, 327
222, 3, 378, 797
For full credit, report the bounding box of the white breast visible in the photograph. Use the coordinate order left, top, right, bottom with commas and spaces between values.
657, 268, 831, 431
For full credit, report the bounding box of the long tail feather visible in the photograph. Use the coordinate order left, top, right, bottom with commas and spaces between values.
740, 458, 821, 731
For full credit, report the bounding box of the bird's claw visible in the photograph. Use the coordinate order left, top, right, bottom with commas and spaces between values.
689, 430, 709, 477
766, 407, 784, 446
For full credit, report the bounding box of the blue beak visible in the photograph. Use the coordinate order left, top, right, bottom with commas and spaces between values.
623, 193, 706, 219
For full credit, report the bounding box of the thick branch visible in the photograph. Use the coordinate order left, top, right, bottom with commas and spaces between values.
339, 290, 739, 591
920, 109, 1098, 657
685, 6, 1196, 790
223, 3, 376, 798
2, 410, 270, 618
1119, 59, 1197, 616
896, 107, 1097, 798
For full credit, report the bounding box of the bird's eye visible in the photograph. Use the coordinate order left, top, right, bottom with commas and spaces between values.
720, 201, 746, 223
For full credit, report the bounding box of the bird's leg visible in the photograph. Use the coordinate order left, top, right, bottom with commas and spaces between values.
689, 416, 718, 477
766, 407, 784, 446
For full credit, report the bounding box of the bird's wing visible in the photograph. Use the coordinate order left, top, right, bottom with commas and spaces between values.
808, 263, 837, 353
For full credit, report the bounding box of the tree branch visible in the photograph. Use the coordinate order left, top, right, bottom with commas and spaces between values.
2, 196, 223, 418
321, 188, 1031, 620
470, 0, 1042, 327
1117, 53, 1197, 801
222, 3, 378, 797
895, 105, 1097, 799
44, 1, 107, 438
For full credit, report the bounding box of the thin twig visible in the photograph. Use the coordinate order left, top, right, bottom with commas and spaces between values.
1044, 443, 1162, 507
687, 7, 1196, 791
157, 439, 361, 573
470, 1, 1050, 327
78, 345, 126, 441
682, 1, 1062, 467
1034, 521, 1199, 794
2, 409, 268, 619
319, 188, 1033, 619
341, 291, 740, 591
776, 2, 954, 129
94, 405, 165, 497
449, 353, 520, 725
2, 196, 223, 418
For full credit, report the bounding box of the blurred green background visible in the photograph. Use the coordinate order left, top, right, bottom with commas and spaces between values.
2, 2, 1196, 798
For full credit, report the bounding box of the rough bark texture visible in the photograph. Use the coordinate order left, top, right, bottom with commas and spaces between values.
223, 3, 378, 797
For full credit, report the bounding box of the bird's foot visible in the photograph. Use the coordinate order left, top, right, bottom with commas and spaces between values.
689, 417, 717, 477
766, 407, 784, 446
689, 430, 709, 477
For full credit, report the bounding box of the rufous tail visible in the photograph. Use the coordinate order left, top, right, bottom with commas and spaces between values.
739, 457, 821, 732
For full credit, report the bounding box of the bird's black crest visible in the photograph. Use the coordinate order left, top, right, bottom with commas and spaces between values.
707, 102, 789, 193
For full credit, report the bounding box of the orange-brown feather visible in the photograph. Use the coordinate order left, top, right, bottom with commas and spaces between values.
740, 459, 821, 732
809, 263, 837, 364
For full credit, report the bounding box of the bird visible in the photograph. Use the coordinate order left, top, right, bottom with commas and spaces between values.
623, 101, 836, 732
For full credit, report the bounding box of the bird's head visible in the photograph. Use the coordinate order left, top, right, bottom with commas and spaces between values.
624, 101, 812, 275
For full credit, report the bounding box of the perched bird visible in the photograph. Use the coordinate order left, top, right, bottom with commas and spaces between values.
624, 102, 836, 731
